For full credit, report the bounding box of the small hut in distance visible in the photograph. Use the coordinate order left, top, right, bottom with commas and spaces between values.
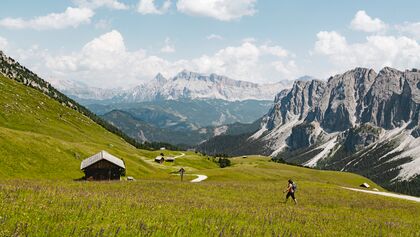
155, 156, 165, 163
81, 150, 126, 181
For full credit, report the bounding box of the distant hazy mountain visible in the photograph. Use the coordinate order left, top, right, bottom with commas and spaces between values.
49, 78, 121, 101
102, 109, 261, 147
198, 67, 420, 196
52, 70, 295, 103
120, 70, 294, 102
87, 99, 271, 146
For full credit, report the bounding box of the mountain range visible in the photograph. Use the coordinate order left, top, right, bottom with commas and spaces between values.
198, 67, 420, 196
3, 48, 419, 196
53, 70, 295, 103
51, 70, 297, 146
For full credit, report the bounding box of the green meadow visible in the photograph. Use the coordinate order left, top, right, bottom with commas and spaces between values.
1, 171, 420, 236
1, 75, 420, 236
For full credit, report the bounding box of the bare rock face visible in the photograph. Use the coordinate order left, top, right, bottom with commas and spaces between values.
264, 68, 378, 134
320, 68, 377, 132
411, 127, 420, 138
266, 79, 326, 130
361, 68, 420, 129
261, 67, 420, 152
287, 122, 319, 150
342, 124, 381, 153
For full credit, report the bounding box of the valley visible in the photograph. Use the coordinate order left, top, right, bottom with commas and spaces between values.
2, 2, 420, 236
0, 50, 419, 236
5, 46, 418, 197
89, 99, 268, 146
58, 71, 287, 147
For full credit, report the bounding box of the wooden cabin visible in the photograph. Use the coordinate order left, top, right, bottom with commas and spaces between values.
360, 183, 370, 188
81, 151, 126, 181
155, 156, 165, 163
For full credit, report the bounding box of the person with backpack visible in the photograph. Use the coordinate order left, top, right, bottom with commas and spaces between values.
178, 167, 185, 182
284, 179, 297, 204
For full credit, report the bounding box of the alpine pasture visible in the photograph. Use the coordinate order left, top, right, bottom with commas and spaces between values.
0, 75, 420, 236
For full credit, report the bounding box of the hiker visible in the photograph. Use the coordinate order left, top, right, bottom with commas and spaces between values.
284, 179, 297, 204
178, 167, 185, 181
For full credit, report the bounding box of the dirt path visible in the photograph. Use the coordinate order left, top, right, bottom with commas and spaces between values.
174, 153, 185, 159
342, 187, 420, 203
191, 175, 208, 183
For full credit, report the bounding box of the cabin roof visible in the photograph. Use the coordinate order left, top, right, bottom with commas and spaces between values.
81, 150, 125, 170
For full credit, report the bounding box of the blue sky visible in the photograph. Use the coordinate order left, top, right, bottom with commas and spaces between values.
1, 0, 420, 88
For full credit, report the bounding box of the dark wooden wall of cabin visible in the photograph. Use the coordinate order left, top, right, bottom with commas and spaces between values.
83, 160, 124, 181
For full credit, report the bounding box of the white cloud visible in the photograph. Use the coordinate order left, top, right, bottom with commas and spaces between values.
43, 30, 148, 86
81, 30, 127, 60
95, 19, 112, 29
271, 60, 298, 79
206, 34, 223, 40
72, 0, 129, 10
260, 45, 288, 57
160, 37, 175, 53
0, 7, 94, 30
10, 31, 298, 88
0, 36, 8, 50
176, 0, 257, 21
241, 37, 256, 43
189, 42, 297, 81
137, 0, 171, 15
350, 10, 387, 33
396, 22, 420, 40
314, 31, 420, 72
314, 31, 348, 56
192, 42, 260, 78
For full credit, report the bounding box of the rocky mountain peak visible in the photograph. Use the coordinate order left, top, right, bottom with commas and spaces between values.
378, 66, 401, 76
296, 75, 317, 82
110, 70, 295, 102
174, 70, 204, 80
153, 73, 168, 84
259, 66, 420, 147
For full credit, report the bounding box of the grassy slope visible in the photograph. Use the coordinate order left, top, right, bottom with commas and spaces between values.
0, 75, 419, 236
0, 75, 169, 179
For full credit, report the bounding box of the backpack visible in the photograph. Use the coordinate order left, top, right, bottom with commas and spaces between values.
292, 183, 297, 192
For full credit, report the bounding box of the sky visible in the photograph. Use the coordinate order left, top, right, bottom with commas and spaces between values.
1, 0, 420, 88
